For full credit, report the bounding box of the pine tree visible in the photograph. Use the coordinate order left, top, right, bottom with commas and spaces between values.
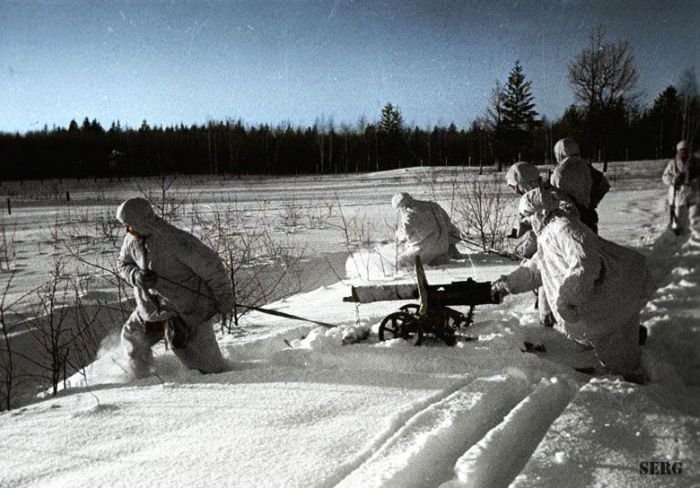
379, 103, 403, 133
649, 86, 682, 156
378, 103, 404, 168
503, 61, 538, 132
502, 61, 538, 161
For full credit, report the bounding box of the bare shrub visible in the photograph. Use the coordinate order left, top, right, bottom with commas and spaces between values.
331, 195, 379, 249
192, 203, 306, 333
280, 194, 303, 229
0, 217, 17, 272
0, 272, 21, 410
137, 174, 190, 221
453, 175, 513, 252
96, 208, 123, 248
22, 258, 107, 397
305, 199, 335, 229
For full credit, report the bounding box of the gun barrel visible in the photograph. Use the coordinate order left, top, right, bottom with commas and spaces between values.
344, 283, 418, 303
427, 280, 495, 307
344, 279, 495, 306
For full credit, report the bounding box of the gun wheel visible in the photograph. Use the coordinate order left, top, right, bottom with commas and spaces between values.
443, 307, 470, 329
379, 311, 423, 346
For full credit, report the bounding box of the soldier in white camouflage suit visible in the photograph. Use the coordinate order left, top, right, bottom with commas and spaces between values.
116, 198, 233, 378
392, 192, 462, 267
662, 140, 700, 235
492, 189, 654, 382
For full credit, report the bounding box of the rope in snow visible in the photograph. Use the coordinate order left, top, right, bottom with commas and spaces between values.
70, 254, 341, 329
154, 274, 341, 329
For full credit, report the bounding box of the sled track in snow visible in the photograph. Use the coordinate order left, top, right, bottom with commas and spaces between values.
329, 371, 578, 488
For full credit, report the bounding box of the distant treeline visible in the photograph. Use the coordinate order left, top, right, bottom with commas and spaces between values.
0, 91, 695, 181
1, 116, 551, 180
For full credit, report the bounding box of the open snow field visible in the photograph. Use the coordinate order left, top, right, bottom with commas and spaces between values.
1, 161, 699, 487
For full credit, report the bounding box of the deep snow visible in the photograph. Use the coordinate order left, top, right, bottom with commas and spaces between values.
0, 162, 699, 488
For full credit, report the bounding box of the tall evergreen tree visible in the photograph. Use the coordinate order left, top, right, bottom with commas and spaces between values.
649, 85, 682, 156
502, 61, 538, 161
379, 103, 403, 133
378, 103, 404, 168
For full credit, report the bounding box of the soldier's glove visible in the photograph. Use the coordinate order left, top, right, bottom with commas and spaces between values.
135, 269, 158, 289
490, 277, 509, 304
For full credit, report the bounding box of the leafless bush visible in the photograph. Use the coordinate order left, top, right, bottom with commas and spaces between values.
453, 176, 512, 252
305, 200, 335, 229
331, 196, 380, 249
0, 218, 17, 272
0, 272, 22, 410
96, 209, 123, 248
0, 275, 46, 411
192, 203, 306, 333
22, 258, 106, 397
137, 174, 190, 221
280, 195, 303, 229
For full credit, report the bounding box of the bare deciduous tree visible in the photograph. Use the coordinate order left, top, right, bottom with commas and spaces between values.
678, 67, 699, 144
484, 81, 506, 170
567, 25, 639, 169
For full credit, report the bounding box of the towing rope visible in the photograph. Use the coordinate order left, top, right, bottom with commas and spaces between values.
75, 256, 340, 328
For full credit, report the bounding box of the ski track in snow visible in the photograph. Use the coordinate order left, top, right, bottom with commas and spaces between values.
444, 378, 577, 488
335, 371, 533, 488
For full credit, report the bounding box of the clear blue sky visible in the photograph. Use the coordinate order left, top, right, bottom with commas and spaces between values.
1, 0, 699, 133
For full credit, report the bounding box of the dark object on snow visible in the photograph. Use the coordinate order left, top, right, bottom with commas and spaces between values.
343, 255, 495, 346
639, 325, 647, 346
166, 316, 190, 350
143, 317, 190, 350
542, 312, 556, 328
521, 341, 547, 353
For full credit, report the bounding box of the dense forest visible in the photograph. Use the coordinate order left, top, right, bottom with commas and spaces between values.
1, 27, 698, 180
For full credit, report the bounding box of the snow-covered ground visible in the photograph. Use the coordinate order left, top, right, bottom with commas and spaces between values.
1, 162, 699, 487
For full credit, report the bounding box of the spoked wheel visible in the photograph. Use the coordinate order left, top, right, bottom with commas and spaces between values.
443, 307, 470, 329
427, 308, 469, 346
378, 311, 424, 345
399, 303, 420, 314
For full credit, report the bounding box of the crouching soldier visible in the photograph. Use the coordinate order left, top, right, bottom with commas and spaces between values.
392, 192, 462, 267
116, 198, 234, 378
505, 162, 579, 327
491, 188, 654, 382
505, 161, 578, 259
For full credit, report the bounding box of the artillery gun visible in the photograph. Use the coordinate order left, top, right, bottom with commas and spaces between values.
343, 256, 496, 346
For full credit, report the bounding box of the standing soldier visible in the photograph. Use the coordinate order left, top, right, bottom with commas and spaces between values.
116, 198, 234, 378
550, 138, 610, 233
662, 140, 700, 235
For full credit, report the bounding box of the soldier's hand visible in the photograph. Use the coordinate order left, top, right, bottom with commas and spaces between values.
135, 270, 158, 289
491, 278, 509, 304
